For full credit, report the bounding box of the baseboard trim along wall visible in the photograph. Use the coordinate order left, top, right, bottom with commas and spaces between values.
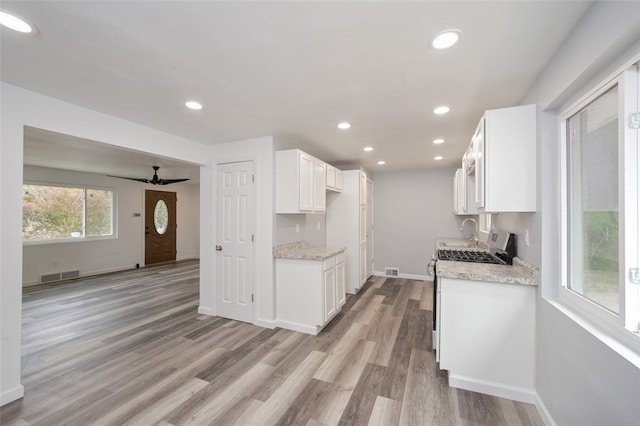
197, 306, 215, 316
448, 374, 536, 405
254, 319, 276, 329
275, 319, 320, 335
0, 384, 24, 406
535, 393, 557, 426
373, 271, 430, 281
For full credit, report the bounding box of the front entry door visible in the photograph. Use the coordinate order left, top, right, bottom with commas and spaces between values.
216, 161, 255, 323
145, 190, 177, 265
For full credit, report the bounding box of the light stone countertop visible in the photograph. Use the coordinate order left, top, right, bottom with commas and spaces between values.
274, 241, 346, 261
436, 256, 538, 286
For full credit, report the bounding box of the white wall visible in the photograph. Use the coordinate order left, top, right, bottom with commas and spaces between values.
0, 83, 210, 406
373, 167, 464, 278
275, 214, 326, 246
494, 3, 640, 424
22, 166, 200, 285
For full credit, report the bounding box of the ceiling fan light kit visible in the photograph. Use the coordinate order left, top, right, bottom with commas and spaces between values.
107, 166, 189, 185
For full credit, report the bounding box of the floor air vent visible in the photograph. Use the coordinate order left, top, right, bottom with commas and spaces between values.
40, 270, 80, 284
385, 267, 399, 277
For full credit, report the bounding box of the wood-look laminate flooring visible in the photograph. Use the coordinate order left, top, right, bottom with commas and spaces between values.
1, 260, 543, 426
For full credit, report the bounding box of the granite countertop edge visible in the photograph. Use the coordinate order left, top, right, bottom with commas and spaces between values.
273, 241, 347, 261
436, 256, 539, 286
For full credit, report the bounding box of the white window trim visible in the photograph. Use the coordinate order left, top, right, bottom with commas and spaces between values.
557, 62, 640, 355
23, 181, 118, 245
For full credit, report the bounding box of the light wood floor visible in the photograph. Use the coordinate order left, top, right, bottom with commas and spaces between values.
1, 260, 543, 425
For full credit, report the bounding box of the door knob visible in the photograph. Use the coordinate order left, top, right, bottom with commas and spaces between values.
216, 245, 223, 251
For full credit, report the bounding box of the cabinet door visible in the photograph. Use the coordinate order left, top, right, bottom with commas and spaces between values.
314, 161, 327, 212
324, 265, 337, 321
359, 204, 366, 244
453, 169, 459, 214
359, 171, 367, 205
326, 165, 336, 190
474, 118, 485, 208
336, 260, 346, 307
299, 152, 314, 211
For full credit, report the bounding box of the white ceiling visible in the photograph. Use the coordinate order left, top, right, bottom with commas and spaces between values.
2, 1, 593, 176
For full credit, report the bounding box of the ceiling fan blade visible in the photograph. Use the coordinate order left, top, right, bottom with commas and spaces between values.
107, 167, 188, 185
158, 178, 190, 185
107, 175, 150, 184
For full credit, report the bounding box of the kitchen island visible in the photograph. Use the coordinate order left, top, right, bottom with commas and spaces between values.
274, 241, 347, 335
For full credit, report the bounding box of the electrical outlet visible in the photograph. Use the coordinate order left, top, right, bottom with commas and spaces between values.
295, 224, 300, 234
524, 229, 530, 247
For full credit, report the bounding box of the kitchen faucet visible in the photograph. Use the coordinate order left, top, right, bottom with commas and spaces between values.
460, 217, 479, 247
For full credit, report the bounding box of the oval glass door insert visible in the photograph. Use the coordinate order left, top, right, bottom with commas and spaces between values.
154, 199, 169, 234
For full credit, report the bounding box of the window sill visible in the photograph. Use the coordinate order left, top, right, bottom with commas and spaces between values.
23, 235, 117, 246
545, 298, 640, 369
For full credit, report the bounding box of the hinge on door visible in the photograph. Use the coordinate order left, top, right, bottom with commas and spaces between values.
630, 112, 640, 129
251, 294, 254, 302
252, 175, 255, 183
252, 234, 254, 242
629, 267, 640, 284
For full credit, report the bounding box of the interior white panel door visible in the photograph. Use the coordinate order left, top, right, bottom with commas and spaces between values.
216, 161, 255, 323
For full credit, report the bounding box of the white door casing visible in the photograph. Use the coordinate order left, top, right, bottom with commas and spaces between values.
216, 161, 255, 323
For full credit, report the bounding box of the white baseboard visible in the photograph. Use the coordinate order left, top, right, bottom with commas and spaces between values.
275, 319, 319, 335
23, 259, 201, 287
197, 306, 215, 316
535, 392, 557, 426
1, 384, 24, 406
448, 374, 536, 404
254, 318, 276, 329
373, 271, 430, 281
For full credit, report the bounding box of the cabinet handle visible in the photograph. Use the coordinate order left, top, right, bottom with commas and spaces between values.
216, 245, 223, 251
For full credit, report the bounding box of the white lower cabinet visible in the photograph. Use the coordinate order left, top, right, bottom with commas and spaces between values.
438, 277, 536, 403
276, 251, 346, 335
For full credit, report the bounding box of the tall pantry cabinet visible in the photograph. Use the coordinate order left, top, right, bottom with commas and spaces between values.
327, 169, 373, 294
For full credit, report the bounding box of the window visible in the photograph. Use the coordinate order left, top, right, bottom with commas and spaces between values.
23, 183, 115, 242
479, 213, 492, 234
561, 63, 639, 341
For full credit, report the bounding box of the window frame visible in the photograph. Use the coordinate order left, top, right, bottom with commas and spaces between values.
558, 63, 640, 351
22, 181, 117, 245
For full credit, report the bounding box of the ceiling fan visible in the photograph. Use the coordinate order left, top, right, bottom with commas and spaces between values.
107, 166, 190, 185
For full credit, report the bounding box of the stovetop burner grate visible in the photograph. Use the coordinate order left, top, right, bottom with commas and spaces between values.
437, 249, 505, 264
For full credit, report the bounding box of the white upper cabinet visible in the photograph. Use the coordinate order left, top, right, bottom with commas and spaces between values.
276, 149, 327, 213
276, 149, 344, 213
326, 165, 343, 192
314, 160, 327, 212
473, 104, 537, 213
453, 168, 478, 215
299, 151, 315, 211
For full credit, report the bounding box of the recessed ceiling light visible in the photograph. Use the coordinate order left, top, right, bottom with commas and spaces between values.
433, 106, 450, 115
337, 122, 351, 130
429, 29, 462, 50
185, 101, 203, 110
377, 161, 386, 165
433, 138, 445, 144
434, 156, 444, 161
0, 10, 36, 34
363, 146, 374, 152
